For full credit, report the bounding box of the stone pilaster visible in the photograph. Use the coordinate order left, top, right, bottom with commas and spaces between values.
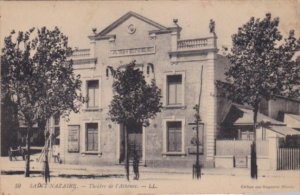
90, 40, 96, 58
206, 52, 217, 161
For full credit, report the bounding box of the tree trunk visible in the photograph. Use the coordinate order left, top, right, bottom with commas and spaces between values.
124, 124, 130, 181
43, 149, 50, 183
43, 127, 50, 183
253, 103, 258, 142
25, 125, 32, 177
251, 103, 259, 179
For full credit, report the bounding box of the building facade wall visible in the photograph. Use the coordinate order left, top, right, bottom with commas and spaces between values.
60, 12, 220, 167
268, 98, 300, 120
284, 114, 300, 129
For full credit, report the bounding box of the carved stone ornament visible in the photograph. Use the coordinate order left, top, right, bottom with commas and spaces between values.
128, 24, 136, 34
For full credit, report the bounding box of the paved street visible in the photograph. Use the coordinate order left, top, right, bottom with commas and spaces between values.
1, 156, 299, 195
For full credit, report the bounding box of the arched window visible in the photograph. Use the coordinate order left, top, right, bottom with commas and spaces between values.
147, 63, 154, 75
106, 67, 109, 77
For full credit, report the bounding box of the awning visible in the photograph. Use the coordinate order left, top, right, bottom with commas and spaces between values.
284, 113, 300, 129
266, 125, 300, 136
234, 106, 284, 126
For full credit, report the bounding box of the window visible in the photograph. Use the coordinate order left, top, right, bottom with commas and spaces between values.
167, 75, 182, 105
86, 123, 98, 151
167, 121, 182, 152
53, 113, 60, 145
68, 125, 80, 152
54, 113, 60, 126
241, 131, 254, 140
87, 80, 99, 108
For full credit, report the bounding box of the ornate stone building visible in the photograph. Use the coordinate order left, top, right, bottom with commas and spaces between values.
59, 11, 227, 167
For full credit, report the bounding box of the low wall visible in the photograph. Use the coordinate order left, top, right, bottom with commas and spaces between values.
215, 155, 271, 170
216, 140, 268, 156
215, 155, 234, 168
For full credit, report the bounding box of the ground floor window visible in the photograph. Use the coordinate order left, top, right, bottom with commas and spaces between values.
68, 125, 80, 152
167, 121, 182, 152
86, 123, 98, 151
239, 130, 254, 140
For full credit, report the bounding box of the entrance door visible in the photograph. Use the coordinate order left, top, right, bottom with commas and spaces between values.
119, 122, 143, 163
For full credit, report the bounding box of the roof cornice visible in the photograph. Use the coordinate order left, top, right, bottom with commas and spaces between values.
88, 34, 116, 41
92, 11, 168, 40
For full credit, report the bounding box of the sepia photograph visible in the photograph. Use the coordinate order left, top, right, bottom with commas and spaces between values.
0, 0, 299, 194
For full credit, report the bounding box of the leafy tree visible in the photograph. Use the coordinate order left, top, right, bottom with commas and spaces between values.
1, 27, 83, 177
108, 61, 162, 180
0, 93, 19, 156
221, 13, 300, 178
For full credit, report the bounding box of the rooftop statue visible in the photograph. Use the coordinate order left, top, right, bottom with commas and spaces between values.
209, 19, 215, 33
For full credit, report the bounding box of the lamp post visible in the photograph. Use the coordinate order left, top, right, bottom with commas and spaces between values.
189, 117, 204, 179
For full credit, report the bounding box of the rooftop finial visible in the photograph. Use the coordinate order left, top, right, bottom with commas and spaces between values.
92, 28, 97, 34
173, 19, 178, 24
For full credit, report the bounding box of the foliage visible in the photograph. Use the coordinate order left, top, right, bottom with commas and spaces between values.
108, 61, 162, 127
0, 94, 19, 155
1, 27, 82, 126
1, 54, 19, 154
108, 61, 162, 181
221, 13, 300, 108
1, 26, 82, 177
220, 13, 300, 179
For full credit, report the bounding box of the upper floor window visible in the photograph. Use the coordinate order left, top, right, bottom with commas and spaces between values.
167, 75, 182, 105
87, 80, 99, 108
54, 113, 60, 126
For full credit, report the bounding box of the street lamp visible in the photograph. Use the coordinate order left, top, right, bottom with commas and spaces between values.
188, 119, 204, 180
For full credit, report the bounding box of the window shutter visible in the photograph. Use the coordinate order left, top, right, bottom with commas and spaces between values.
94, 86, 99, 107
88, 87, 94, 107
175, 130, 182, 151
167, 121, 182, 152
94, 130, 98, 150
86, 123, 98, 151
87, 80, 99, 108
167, 75, 182, 105
168, 83, 176, 105
176, 82, 182, 104
68, 125, 80, 152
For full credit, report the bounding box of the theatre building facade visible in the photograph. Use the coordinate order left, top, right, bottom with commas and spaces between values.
59, 11, 227, 167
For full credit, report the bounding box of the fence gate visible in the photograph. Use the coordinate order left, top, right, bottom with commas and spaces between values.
277, 148, 300, 170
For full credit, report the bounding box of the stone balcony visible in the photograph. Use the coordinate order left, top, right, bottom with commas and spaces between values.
171, 36, 217, 55
72, 49, 91, 58
168, 36, 217, 62
177, 38, 208, 50
71, 49, 97, 69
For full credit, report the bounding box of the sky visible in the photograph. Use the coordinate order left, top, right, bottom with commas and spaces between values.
0, 0, 299, 50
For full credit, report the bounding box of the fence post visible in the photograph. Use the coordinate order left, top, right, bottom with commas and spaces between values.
268, 137, 278, 170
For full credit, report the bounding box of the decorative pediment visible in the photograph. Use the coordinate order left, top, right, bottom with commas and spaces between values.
90, 11, 168, 40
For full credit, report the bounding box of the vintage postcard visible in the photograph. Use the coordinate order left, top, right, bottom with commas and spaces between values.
0, 0, 299, 195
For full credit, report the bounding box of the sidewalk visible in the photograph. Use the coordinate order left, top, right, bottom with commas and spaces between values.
1, 155, 299, 179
